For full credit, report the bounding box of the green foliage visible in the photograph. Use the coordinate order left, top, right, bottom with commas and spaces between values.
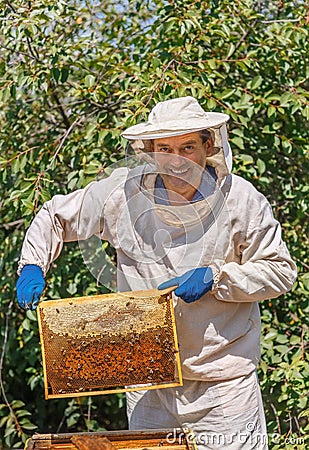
0, 0, 308, 448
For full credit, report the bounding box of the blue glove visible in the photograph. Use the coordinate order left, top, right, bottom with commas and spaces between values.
16, 265, 45, 310
158, 267, 213, 303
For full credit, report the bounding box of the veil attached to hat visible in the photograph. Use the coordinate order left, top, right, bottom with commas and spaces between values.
123, 96, 232, 181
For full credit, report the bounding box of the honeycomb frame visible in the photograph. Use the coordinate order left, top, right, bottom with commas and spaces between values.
37, 287, 182, 399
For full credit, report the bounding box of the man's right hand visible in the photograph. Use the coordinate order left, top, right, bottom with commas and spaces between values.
16, 265, 45, 310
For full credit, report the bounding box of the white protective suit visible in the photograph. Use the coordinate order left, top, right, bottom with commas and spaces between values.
18, 104, 297, 450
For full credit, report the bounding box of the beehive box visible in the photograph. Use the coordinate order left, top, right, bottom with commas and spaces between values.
37, 287, 182, 399
25, 429, 197, 450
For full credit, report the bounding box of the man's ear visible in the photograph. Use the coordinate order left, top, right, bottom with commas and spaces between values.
205, 136, 214, 156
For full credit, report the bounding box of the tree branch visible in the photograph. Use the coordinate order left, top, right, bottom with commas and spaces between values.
26, 36, 40, 61
261, 19, 301, 23
0, 146, 37, 167
1, 219, 25, 229
0, 299, 23, 435
270, 402, 282, 435
51, 91, 71, 130
4, 0, 17, 13
45, 113, 95, 173
0, 43, 36, 61
226, 19, 258, 61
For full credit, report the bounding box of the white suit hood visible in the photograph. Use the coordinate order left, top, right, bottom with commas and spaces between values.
122, 96, 232, 181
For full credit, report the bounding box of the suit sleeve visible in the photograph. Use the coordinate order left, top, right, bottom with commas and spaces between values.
17, 169, 127, 276
211, 194, 297, 302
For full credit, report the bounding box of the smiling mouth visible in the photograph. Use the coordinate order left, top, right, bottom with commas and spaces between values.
168, 167, 190, 176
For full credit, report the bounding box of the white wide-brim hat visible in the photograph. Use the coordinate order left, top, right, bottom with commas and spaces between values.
122, 96, 229, 140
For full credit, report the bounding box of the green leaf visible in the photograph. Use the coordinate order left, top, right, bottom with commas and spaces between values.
250, 75, 263, 90
20, 422, 37, 431
262, 125, 275, 134
300, 273, 309, 290
21, 199, 34, 211
230, 136, 245, 150
66, 413, 80, 428
264, 330, 277, 340
275, 345, 289, 353
52, 68, 61, 82
267, 105, 276, 117
15, 409, 31, 418
22, 318, 30, 331
227, 43, 235, 59
26, 310, 38, 321
219, 89, 235, 99
66, 282, 77, 295
11, 400, 25, 409
85, 74, 96, 88
257, 158, 266, 175
302, 105, 309, 120
208, 59, 216, 70
0, 416, 8, 428
206, 98, 217, 109
85, 123, 97, 139
237, 154, 254, 164
10, 84, 16, 99
61, 68, 69, 83
299, 408, 309, 419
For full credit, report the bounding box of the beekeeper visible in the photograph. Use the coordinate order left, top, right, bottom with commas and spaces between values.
16, 97, 297, 450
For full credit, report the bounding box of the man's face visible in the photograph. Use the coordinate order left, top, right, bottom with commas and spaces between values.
152, 132, 213, 201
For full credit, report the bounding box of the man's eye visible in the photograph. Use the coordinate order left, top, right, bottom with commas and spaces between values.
158, 147, 170, 152
184, 146, 194, 152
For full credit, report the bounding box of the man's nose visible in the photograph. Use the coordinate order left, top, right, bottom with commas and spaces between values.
170, 152, 184, 167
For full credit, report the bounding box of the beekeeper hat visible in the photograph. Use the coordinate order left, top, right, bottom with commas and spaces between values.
122, 96, 229, 140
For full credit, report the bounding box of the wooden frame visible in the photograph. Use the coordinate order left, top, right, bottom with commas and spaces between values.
37, 287, 182, 399
25, 428, 198, 450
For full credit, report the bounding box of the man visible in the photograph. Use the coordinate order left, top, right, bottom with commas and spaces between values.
16, 97, 297, 449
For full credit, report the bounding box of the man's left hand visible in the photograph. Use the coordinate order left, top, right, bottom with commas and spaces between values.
158, 267, 213, 303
